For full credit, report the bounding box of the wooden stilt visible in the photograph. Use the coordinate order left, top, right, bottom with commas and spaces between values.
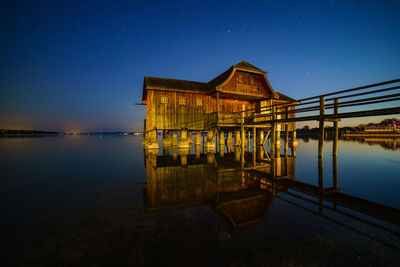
318, 96, 325, 158
284, 125, 289, 153
172, 131, 178, 146
333, 98, 339, 157
247, 131, 250, 151
240, 112, 245, 167
252, 127, 256, 152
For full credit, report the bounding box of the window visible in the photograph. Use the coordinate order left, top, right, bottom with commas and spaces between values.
196, 99, 203, 106
160, 96, 168, 104
179, 97, 187, 105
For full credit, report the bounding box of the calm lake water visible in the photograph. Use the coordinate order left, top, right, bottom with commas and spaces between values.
1, 135, 400, 266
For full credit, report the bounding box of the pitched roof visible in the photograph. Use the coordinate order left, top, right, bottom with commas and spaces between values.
208, 67, 233, 88
208, 61, 267, 88
144, 77, 212, 92
215, 192, 274, 227
142, 61, 293, 102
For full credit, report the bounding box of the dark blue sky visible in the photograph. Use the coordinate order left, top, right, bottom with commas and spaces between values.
1, 0, 399, 131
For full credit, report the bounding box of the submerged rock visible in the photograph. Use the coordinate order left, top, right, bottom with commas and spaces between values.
218, 232, 231, 243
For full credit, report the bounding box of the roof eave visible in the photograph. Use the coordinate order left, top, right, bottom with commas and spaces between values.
234, 66, 267, 75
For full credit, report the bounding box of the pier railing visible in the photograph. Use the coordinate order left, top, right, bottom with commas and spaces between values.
245, 78, 400, 124
241, 78, 400, 158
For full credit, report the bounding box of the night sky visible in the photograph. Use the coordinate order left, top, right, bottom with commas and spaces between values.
1, 0, 399, 132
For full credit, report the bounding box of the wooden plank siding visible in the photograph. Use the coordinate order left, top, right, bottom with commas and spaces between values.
221, 71, 274, 98
150, 90, 210, 130
146, 90, 260, 130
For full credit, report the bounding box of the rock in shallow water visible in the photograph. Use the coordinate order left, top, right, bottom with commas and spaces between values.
218, 232, 231, 243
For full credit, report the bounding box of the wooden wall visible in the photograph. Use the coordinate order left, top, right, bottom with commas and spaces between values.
219, 98, 257, 113
221, 70, 273, 98
145, 90, 261, 130
146, 91, 212, 130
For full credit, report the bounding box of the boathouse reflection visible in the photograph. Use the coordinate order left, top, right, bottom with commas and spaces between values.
142, 143, 400, 250
142, 146, 296, 227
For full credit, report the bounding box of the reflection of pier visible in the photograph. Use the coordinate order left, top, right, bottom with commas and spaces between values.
143, 144, 400, 249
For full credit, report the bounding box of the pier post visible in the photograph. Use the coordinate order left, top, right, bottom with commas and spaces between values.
257, 144, 264, 160
219, 131, 225, 146
207, 152, 215, 164
147, 129, 159, 150
333, 155, 338, 190
234, 146, 240, 162
227, 131, 233, 153
172, 146, 178, 160
227, 131, 233, 143
202, 131, 205, 152
142, 130, 149, 146
240, 112, 245, 167
252, 127, 256, 152
275, 128, 281, 147
284, 125, 289, 154
318, 96, 325, 158
179, 148, 189, 166
142, 119, 148, 147
318, 156, 325, 215
275, 128, 281, 157
260, 130, 264, 145
172, 131, 178, 146
163, 148, 170, 156
178, 129, 190, 149
215, 130, 218, 152
162, 130, 172, 148
195, 144, 201, 159
333, 154, 338, 209
271, 107, 276, 162
195, 131, 201, 146
318, 156, 324, 191
205, 129, 216, 152
247, 131, 251, 151
292, 130, 297, 146
219, 130, 225, 157
234, 130, 241, 147
333, 98, 339, 157
146, 150, 157, 168
290, 145, 296, 157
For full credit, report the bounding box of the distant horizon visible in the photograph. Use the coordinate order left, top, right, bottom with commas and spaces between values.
2, 116, 399, 134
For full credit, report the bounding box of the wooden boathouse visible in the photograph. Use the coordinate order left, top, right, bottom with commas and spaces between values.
141, 61, 297, 151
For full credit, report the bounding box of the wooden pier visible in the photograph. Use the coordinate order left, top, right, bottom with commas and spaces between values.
140, 68, 400, 250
